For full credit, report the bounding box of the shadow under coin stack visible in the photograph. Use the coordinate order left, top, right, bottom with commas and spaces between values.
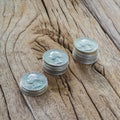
19, 72, 48, 96
72, 38, 98, 64
43, 49, 69, 75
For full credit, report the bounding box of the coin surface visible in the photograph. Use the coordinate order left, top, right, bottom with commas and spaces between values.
74, 38, 98, 53
43, 49, 69, 75
43, 61, 68, 71
73, 38, 98, 64
20, 72, 48, 93
43, 49, 69, 66
20, 85, 48, 96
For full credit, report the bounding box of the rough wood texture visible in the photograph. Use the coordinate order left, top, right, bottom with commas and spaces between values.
0, 0, 120, 120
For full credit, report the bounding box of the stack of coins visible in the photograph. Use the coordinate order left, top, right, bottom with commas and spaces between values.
43, 49, 69, 75
72, 38, 98, 64
19, 72, 48, 96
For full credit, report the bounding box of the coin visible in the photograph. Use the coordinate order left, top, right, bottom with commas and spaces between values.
43, 49, 69, 75
43, 49, 69, 66
73, 53, 98, 64
19, 72, 48, 96
74, 38, 98, 53
20, 85, 48, 96
43, 61, 68, 71
73, 38, 98, 64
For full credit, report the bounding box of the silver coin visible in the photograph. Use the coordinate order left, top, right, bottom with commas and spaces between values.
73, 48, 98, 58
43, 67, 67, 76
20, 83, 48, 93
43, 49, 69, 66
73, 52, 98, 64
43, 49, 69, 75
73, 57, 98, 64
20, 84, 48, 96
20, 86, 48, 96
43, 61, 68, 71
73, 51, 97, 60
74, 38, 98, 53
73, 38, 98, 64
73, 52, 97, 61
20, 72, 48, 96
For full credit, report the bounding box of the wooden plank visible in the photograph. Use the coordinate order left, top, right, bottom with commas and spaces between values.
0, 85, 10, 120
0, 0, 120, 120
0, 55, 35, 120
83, 0, 120, 50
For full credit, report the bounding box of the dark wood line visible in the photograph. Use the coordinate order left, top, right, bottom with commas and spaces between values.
92, 63, 120, 101
2, 0, 6, 17
82, 0, 120, 51
56, 78, 68, 108
70, 0, 78, 13
31, 47, 43, 53
67, 92, 79, 120
57, 0, 69, 24
56, 18, 61, 44
4, 14, 38, 119
13, 15, 37, 51
0, 85, 11, 120
63, 75, 74, 99
114, 1, 120, 9
108, 105, 119, 120
33, 27, 72, 52
63, 0, 79, 30
68, 65, 103, 120
35, 40, 48, 51
4, 54, 37, 120
41, 0, 52, 25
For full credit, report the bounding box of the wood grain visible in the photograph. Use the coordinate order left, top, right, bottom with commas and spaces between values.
0, 0, 120, 120
83, 0, 120, 50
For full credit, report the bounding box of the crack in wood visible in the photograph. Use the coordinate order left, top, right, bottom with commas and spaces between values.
0, 85, 11, 120
13, 15, 38, 51
67, 93, 79, 120
2, 0, 6, 17
63, 74, 74, 99
56, 78, 68, 108
68, 66, 104, 120
35, 39, 48, 51
70, 0, 78, 13
32, 27, 73, 52
22, 95, 39, 120
92, 62, 120, 102
92, 63, 105, 76
100, 95, 119, 120
58, 74, 80, 120
114, 1, 120, 9
4, 15, 38, 119
82, 0, 120, 51
41, 0, 52, 26
4, 55, 37, 120
56, 18, 61, 45
57, 0, 69, 24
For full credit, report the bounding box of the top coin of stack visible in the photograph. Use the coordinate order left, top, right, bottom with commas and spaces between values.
72, 37, 98, 64
43, 49, 69, 75
19, 72, 48, 96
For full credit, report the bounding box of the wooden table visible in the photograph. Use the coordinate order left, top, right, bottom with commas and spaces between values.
0, 0, 120, 120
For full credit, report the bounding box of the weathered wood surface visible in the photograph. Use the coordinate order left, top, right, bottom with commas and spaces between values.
0, 0, 120, 120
